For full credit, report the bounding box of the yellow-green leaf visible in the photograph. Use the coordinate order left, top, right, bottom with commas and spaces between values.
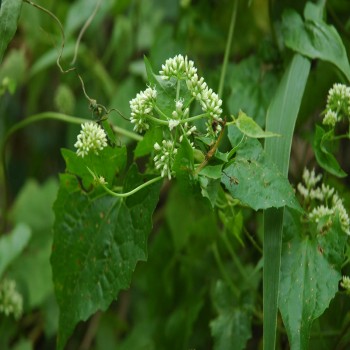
235, 111, 280, 138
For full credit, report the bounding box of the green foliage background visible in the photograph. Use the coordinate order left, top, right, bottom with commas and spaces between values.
1, 0, 350, 349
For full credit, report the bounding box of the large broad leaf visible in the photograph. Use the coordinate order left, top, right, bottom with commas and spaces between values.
313, 125, 347, 178
227, 56, 279, 127
0, 0, 22, 64
221, 156, 301, 211
282, 4, 350, 81
222, 126, 302, 212
210, 280, 254, 350
279, 209, 347, 350
62, 145, 127, 189
51, 166, 161, 350
0, 224, 31, 278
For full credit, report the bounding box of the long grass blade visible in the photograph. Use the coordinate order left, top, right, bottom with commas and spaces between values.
263, 54, 310, 350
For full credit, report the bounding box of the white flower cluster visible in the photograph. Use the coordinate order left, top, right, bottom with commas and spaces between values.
297, 168, 324, 200
323, 83, 350, 126
168, 98, 190, 131
323, 110, 337, 127
179, 122, 197, 144
0, 279, 23, 319
298, 168, 350, 234
130, 86, 157, 133
160, 54, 197, 80
128, 55, 226, 180
187, 78, 223, 121
153, 140, 178, 180
341, 275, 350, 291
160, 54, 223, 132
309, 193, 350, 234
74, 122, 108, 157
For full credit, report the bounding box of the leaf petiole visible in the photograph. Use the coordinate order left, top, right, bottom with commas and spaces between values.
87, 167, 163, 198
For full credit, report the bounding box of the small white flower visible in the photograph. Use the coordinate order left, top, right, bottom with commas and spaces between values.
309, 205, 334, 223
341, 276, 350, 290
168, 119, 180, 131
0, 279, 23, 319
321, 184, 335, 200
160, 55, 197, 80
74, 122, 108, 157
323, 110, 338, 127
186, 74, 208, 99
175, 98, 184, 111
298, 168, 350, 235
97, 176, 107, 186
153, 140, 178, 180
309, 187, 324, 201
129, 86, 157, 133
171, 99, 188, 120
327, 83, 350, 109
201, 89, 223, 120
332, 194, 350, 234
297, 183, 309, 199
326, 83, 350, 120
186, 74, 223, 122
302, 168, 322, 189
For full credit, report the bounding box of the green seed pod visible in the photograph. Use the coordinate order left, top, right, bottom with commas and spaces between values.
193, 148, 205, 163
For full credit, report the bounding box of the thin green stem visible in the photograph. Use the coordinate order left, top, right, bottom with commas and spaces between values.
23, 0, 75, 74
227, 134, 245, 159
174, 80, 182, 143
184, 96, 195, 110
332, 133, 350, 141
181, 112, 210, 124
4, 113, 86, 141
220, 232, 247, 281
341, 256, 350, 269
218, 0, 238, 98
112, 125, 142, 141
244, 227, 263, 254
95, 173, 163, 198
176, 80, 181, 102
146, 115, 169, 125
212, 243, 240, 297
71, 0, 102, 65
0, 112, 141, 231
0, 112, 84, 230
146, 111, 210, 127
154, 105, 169, 120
